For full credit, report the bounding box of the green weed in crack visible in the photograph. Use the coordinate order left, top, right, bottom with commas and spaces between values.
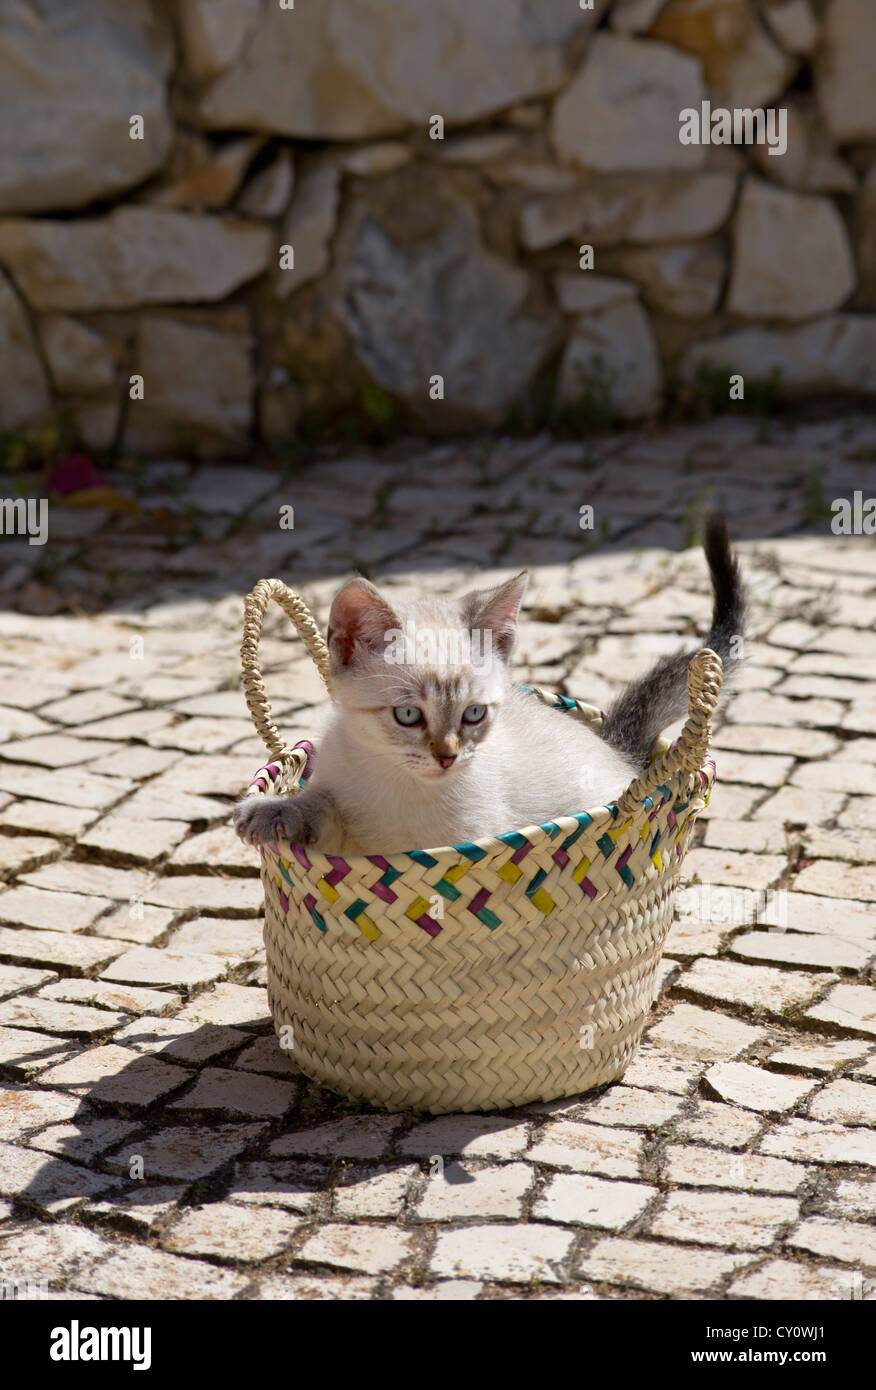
801, 465, 834, 525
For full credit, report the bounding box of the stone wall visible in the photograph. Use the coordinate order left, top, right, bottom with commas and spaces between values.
1, 0, 875, 456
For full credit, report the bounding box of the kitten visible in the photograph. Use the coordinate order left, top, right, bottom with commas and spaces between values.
234, 516, 745, 856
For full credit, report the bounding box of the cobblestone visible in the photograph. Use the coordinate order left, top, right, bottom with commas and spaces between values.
414, 1163, 533, 1221
162, 1202, 302, 1262
680, 959, 832, 1017
297, 1223, 413, 1276
578, 1237, 750, 1296
431, 1224, 574, 1284
527, 1121, 643, 1178
534, 1174, 656, 1229
664, 1146, 807, 1194
807, 983, 876, 1036
759, 1118, 876, 1167
728, 1259, 858, 1300
649, 1190, 799, 1249
789, 1217, 876, 1269
704, 1061, 816, 1114
808, 1079, 876, 1126
4, 427, 875, 1300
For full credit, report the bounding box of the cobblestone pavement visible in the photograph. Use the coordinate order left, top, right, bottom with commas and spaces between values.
1, 415, 875, 1301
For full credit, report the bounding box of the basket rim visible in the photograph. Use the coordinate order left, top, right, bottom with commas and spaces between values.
243, 693, 717, 870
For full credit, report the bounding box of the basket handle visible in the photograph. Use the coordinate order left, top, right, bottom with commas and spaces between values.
615, 647, 723, 817
241, 578, 332, 759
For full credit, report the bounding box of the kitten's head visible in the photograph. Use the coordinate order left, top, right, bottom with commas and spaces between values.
325, 571, 528, 782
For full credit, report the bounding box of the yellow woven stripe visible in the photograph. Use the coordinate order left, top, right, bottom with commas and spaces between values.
572, 855, 591, 885
497, 861, 523, 886
530, 888, 555, 915
356, 912, 381, 942
607, 817, 633, 842
652, 850, 664, 873
405, 895, 431, 921
317, 879, 340, 904
444, 863, 470, 885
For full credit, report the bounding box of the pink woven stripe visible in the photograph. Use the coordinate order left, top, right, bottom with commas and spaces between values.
324, 855, 352, 887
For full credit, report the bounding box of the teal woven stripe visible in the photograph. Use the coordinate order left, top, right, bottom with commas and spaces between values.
526, 868, 547, 899
561, 814, 593, 851
432, 879, 462, 902
453, 841, 487, 861
498, 830, 528, 850
408, 849, 438, 868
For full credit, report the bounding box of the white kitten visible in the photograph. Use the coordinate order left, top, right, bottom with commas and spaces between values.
234, 517, 745, 856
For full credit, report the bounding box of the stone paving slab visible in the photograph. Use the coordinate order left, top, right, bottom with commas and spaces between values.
1, 422, 875, 1300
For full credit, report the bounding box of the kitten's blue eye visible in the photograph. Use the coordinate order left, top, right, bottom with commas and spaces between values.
462, 704, 487, 724
393, 706, 423, 726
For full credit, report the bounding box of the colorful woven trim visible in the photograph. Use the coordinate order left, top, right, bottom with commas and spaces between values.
253, 763, 714, 944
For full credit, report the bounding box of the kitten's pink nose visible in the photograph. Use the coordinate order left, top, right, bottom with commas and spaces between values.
436, 754, 457, 770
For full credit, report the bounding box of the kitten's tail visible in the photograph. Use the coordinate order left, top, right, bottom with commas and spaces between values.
600, 515, 746, 768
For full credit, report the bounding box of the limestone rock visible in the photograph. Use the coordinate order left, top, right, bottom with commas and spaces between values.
489, 160, 580, 194
238, 152, 295, 218
70, 399, 122, 455
760, 0, 818, 56
340, 143, 412, 178
554, 274, 638, 314
335, 168, 561, 428
612, 240, 726, 317
123, 317, 254, 458
751, 100, 856, 195
195, 0, 598, 139
276, 161, 341, 298
520, 171, 737, 250
727, 179, 856, 320
557, 299, 663, 420
0, 0, 173, 214
178, 0, 263, 81
650, 0, 796, 108
611, 0, 671, 33
39, 317, 117, 396
0, 210, 272, 312
0, 271, 51, 431
146, 134, 262, 211
816, 0, 876, 144
434, 133, 521, 166
683, 316, 876, 396
552, 34, 706, 172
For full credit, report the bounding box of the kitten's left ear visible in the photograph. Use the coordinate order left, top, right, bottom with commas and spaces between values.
459, 570, 528, 662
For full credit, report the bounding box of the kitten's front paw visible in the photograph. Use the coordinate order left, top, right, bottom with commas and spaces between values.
233, 796, 314, 848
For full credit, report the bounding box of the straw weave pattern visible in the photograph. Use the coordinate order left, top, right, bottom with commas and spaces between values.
240, 578, 721, 1114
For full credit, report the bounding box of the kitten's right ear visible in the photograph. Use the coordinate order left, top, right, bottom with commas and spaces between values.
326, 578, 400, 667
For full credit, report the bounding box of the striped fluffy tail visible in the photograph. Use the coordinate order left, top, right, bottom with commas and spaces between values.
600, 515, 746, 768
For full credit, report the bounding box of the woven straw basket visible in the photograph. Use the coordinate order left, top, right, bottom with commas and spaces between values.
239, 578, 721, 1115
